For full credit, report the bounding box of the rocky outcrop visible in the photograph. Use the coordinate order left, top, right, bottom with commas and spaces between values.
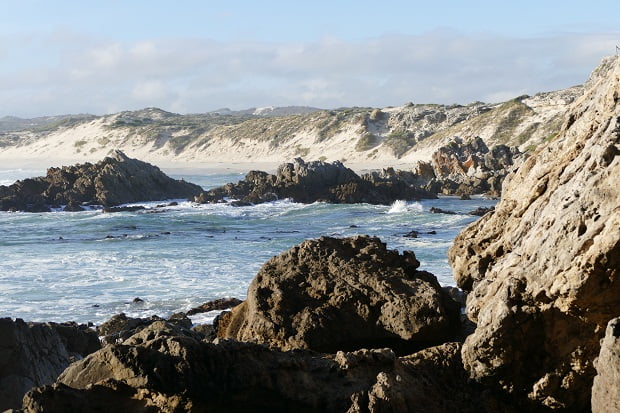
0, 150, 203, 212
217, 235, 460, 353
448, 56, 620, 410
591, 317, 620, 413
416, 137, 522, 196
195, 158, 436, 205
18, 321, 511, 412
0, 318, 100, 411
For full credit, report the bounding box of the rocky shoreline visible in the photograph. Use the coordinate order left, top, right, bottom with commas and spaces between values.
1, 57, 618, 411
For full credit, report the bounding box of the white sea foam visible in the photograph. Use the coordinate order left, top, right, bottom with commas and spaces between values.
0, 169, 497, 324
387, 200, 407, 213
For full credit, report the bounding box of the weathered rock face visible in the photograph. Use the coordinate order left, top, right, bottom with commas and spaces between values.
448, 56, 620, 410
417, 136, 521, 196
592, 317, 620, 413
195, 157, 436, 205
18, 321, 511, 412
217, 235, 460, 353
0, 318, 100, 411
0, 150, 203, 211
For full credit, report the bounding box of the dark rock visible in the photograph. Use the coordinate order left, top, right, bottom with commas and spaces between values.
0, 150, 203, 212
132, 297, 144, 303
217, 235, 460, 354
185, 297, 243, 316
97, 313, 163, 345
403, 230, 419, 238
0, 318, 100, 411
429, 207, 456, 214
19, 321, 514, 412
468, 206, 495, 216
102, 205, 146, 213
195, 158, 437, 206
460, 193, 472, 200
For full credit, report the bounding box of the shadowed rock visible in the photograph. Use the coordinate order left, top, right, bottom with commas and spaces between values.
0, 318, 100, 411
217, 235, 460, 354
18, 321, 513, 412
195, 158, 437, 205
0, 150, 203, 212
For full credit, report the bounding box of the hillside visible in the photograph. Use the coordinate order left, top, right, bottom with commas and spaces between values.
0, 77, 585, 171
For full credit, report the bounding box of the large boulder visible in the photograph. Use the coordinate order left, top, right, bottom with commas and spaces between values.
195, 158, 436, 205
0, 318, 100, 410
217, 235, 460, 353
591, 317, 620, 413
448, 56, 620, 410
18, 321, 511, 412
0, 150, 203, 211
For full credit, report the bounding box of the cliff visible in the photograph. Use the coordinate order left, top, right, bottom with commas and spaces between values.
448, 56, 620, 410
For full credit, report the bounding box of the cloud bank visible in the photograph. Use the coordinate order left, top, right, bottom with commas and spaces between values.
1, 30, 618, 117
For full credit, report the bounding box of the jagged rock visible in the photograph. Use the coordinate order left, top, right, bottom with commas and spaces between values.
97, 313, 192, 345
185, 297, 243, 316
0, 318, 100, 411
448, 56, 620, 410
592, 317, 620, 413
217, 235, 460, 354
0, 150, 203, 212
417, 137, 522, 196
195, 158, 436, 205
18, 321, 512, 412
468, 206, 494, 216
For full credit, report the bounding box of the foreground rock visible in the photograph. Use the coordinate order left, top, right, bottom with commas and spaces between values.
0, 150, 202, 212
592, 317, 620, 412
0, 318, 100, 411
217, 235, 460, 353
195, 157, 436, 205
19, 321, 512, 412
448, 56, 620, 410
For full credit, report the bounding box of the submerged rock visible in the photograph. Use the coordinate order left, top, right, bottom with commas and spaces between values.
0, 318, 100, 411
0, 150, 203, 212
217, 235, 460, 354
195, 157, 436, 205
448, 56, 620, 410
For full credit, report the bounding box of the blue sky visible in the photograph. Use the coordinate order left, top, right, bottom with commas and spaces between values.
1, 1, 619, 117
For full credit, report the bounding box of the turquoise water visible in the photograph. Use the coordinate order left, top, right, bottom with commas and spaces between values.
0, 169, 495, 325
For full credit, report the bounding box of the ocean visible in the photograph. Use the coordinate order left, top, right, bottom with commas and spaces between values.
0, 168, 496, 325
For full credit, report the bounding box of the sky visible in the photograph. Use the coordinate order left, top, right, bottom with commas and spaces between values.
0, 0, 619, 117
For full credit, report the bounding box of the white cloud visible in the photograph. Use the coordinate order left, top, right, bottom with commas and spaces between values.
0, 30, 618, 117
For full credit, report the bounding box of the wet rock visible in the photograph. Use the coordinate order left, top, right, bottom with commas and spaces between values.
103, 205, 146, 213
217, 235, 460, 354
448, 56, 620, 410
0, 318, 100, 411
403, 230, 419, 238
185, 297, 243, 316
468, 206, 494, 216
195, 158, 436, 205
429, 207, 456, 214
0, 150, 203, 212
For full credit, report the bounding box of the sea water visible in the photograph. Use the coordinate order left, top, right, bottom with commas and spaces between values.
0, 168, 496, 325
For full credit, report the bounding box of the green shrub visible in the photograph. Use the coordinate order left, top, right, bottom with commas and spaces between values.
355, 133, 380, 151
